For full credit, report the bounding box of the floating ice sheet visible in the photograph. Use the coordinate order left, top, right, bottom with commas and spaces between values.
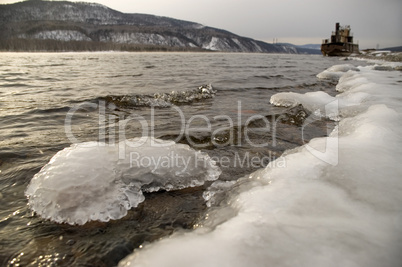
119, 63, 402, 267
25, 137, 221, 225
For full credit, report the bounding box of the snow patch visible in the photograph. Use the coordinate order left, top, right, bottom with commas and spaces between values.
100, 32, 185, 47
203, 37, 220, 51
251, 41, 263, 53
21, 30, 91, 42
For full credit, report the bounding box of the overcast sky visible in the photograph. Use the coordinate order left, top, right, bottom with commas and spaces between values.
1, 0, 401, 48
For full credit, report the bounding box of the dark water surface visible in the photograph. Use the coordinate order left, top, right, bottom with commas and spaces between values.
0, 52, 362, 266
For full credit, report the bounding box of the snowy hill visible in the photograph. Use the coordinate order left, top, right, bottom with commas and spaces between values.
0, 0, 317, 53
276, 43, 321, 55
297, 44, 321, 50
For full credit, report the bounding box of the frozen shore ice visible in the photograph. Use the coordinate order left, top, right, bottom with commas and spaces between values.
316, 64, 359, 80
118, 64, 402, 267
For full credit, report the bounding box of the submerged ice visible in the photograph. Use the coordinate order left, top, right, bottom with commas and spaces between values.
118, 63, 402, 267
25, 137, 221, 225
104, 84, 216, 108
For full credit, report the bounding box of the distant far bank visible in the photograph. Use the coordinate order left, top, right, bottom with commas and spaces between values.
0, 38, 209, 52
3, 39, 400, 57
0, 38, 322, 53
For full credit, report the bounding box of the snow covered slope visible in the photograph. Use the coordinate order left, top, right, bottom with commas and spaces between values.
0, 0, 308, 53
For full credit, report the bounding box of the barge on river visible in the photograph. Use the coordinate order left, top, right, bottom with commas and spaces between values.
321, 22, 359, 56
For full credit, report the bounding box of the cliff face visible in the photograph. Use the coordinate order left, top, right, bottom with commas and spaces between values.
0, 0, 317, 53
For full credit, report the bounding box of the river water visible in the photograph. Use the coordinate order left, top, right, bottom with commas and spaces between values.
0, 52, 363, 266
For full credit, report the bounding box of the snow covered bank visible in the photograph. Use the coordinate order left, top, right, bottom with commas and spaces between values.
119, 64, 402, 267
353, 51, 402, 63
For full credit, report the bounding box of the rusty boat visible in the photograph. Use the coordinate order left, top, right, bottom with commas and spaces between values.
321, 22, 359, 56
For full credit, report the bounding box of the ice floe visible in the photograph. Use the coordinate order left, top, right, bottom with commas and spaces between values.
25, 137, 221, 225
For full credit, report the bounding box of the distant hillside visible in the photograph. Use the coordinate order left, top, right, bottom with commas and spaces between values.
276, 43, 321, 55
297, 44, 321, 50
0, 0, 316, 53
382, 46, 402, 52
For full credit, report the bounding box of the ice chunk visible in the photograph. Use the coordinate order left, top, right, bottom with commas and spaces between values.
327, 64, 360, 72
202, 180, 237, 207
271, 64, 380, 121
336, 71, 369, 92
270, 91, 342, 120
316, 64, 359, 80
25, 137, 221, 225
372, 65, 394, 71
269, 90, 367, 121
